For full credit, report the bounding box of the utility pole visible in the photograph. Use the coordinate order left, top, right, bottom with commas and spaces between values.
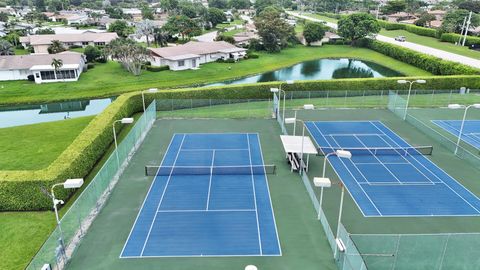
462, 11, 473, 47
458, 16, 467, 45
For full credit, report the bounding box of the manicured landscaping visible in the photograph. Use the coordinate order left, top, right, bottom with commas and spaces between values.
14, 48, 29, 55
380, 29, 480, 59
0, 45, 430, 105
0, 116, 94, 170
302, 13, 338, 23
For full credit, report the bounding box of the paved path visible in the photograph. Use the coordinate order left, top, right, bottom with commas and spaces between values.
288, 11, 480, 69
195, 30, 218, 42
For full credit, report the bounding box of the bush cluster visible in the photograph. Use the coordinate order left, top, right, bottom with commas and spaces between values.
146, 65, 170, 72
362, 39, 480, 75
378, 20, 437, 38
440, 33, 480, 46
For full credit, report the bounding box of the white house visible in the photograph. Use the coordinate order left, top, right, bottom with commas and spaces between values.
0, 52, 86, 84
20, 32, 118, 54
148, 41, 247, 71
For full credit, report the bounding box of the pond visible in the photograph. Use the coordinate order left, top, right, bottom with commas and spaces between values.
208, 58, 402, 86
0, 98, 114, 128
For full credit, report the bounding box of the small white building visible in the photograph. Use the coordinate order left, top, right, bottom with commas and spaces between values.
0, 52, 86, 84
148, 41, 247, 71
20, 32, 118, 54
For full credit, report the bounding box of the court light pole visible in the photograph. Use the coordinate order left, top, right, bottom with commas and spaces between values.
141, 88, 158, 112
51, 178, 84, 260
112, 118, 134, 167
270, 80, 294, 121
447, 103, 480, 155
397, 79, 426, 120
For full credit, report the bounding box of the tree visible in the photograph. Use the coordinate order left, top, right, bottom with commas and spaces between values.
254, 7, 296, 52
254, 0, 278, 14
136, 20, 155, 46
161, 0, 179, 12
47, 40, 66, 54
108, 20, 133, 38
0, 12, 8, 23
216, 34, 235, 44
414, 12, 436, 27
180, 3, 197, 18
141, 4, 155, 20
208, 8, 227, 28
442, 9, 480, 33
154, 27, 169, 47
84, 45, 101, 62
35, 28, 55, 34
105, 6, 125, 19
337, 13, 380, 45
163, 15, 202, 40
51, 58, 63, 72
457, 1, 480, 14
381, 0, 406, 15
35, 0, 46, 12
5, 31, 20, 47
228, 0, 250, 9
104, 38, 148, 76
208, 0, 228, 9
303, 22, 326, 45
0, 40, 14, 55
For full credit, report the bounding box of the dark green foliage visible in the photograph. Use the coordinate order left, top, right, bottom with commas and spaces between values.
208, 7, 227, 28
255, 7, 296, 52
246, 52, 259, 59
216, 34, 235, 44
228, 0, 250, 9
208, 0, 228, 9
108, 20, 133, 38
87, 63, 95, 69
146, 65, 170, 72
440, 33, 480, 46
338, 13, 380, 45
303, 22, 326, 45
362, 39, 480, 75
378, 20, 439, 38
0, 12, 8, 22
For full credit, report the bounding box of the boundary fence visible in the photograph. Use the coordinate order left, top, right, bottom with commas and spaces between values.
27, 101, 157, 270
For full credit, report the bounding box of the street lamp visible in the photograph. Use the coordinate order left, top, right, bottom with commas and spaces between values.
397, 79, 426, 120
51, 178, 84, 259
112, 118, 134, 167
292, 104, 315, 136
447, 103, 480, 155
141, 88, 158, 112
313, 177, 331, 220
270, 80, 294, 122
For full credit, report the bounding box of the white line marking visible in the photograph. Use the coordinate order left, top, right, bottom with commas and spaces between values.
141, 134, 186, 256
157, 209, 256, 213
247, 134, 263, 255
206, 149, 215, 210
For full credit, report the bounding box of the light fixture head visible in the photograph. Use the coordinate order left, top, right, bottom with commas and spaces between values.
270, 87, 279, 93
121, 118, 134, 124
313, 177, 332, 188
336, 150, 352, 159
447, 104, 463, 109
472, 104, 480, 109
303, 104, 315, 110
286, 80, 294, 85
63, 178, 83, 189
147, 88, 158, 93
397, 79, 408, 84
415, 79, 426, 84
284, 117, 296, 124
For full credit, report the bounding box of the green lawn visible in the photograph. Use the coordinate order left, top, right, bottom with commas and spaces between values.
14, 48, 29, 55
0, 45, 430, 105
222, 28, 245, 37
69, 47, 85, 53
380, 29, 480, 59
302, 13, 338, 23
0, 116, 93, 170
216, 19, 243, 30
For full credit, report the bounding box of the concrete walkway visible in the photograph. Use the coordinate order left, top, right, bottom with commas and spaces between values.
288, 11, 480, 69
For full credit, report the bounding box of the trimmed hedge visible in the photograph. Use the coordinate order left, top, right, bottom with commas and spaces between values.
378, 20, 438, 38
362, 39, 480, 75
440, 33, 480, 46
146, 65, 170, 72
378, 20, 405, 31
0, 93, 144, 211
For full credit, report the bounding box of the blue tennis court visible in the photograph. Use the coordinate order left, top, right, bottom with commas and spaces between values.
432, 120, 480, 150
305, 121, 480, 217
121, 133, 281, 257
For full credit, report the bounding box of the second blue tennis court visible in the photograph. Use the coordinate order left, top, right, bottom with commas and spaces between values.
432, 120, 480, 150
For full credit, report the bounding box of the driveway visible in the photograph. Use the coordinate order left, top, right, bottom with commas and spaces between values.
195, 30, 218, 42
288, 11, 480, 69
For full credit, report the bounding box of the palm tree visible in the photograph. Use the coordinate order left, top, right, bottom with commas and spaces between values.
0, 40, 14, 55
51, 58, 63, 80
48, 40, 66, 54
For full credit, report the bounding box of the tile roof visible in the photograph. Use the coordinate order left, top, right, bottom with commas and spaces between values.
20, 32, 118, 45
0, 52, 84, 70
148, 41, 246, 58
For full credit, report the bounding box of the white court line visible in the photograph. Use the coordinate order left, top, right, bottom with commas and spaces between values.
375, 122, 480, 214
120, 134, 177, 258
157, 209, 256, 213
206, 149, 215, 211
255, 132, 282, 256
246, 134, 263, 255
359, 182, 435, 186
310, 122, 382, 216
141, 134, 186, 256
180, 148, 249, 151
355, 162, 409, 165
434, 120, 480, 150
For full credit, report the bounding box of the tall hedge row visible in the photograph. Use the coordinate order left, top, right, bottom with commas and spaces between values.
440, 33, 480, 46
362, 39, 480, 75
0, 93, 144, 211
378, 20, 438, 38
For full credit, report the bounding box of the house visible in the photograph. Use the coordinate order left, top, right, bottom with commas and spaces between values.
20, 32, 118, 54
44, 11, 89, 25
148, 41, 247, 71
233, 32, 259, 46
0, 52, 86, 84
387, 12, 417, 23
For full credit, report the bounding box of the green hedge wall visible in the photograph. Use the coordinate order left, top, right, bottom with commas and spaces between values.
404, 24, 437, 38
0, 93, 144, 211
440, 33, 480, 46
378, 20, 406, 31
362, 39, 480, 75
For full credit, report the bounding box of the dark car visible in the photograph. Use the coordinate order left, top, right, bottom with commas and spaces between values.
470, 44, 480, 51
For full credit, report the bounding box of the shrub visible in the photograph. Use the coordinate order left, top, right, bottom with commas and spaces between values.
216, 58, 225, 63
378, 20, 405, 30
224, 58, 235, 63
362, 39, 480, 75
87, 63, 95, 69
404, 24, 437, 38
69, 45, 82, 49
246, 53, 259, 59
0, 93, 144, 210
440, 33, 480, 46
146, 65, 169, 72
27, 75, 34, 81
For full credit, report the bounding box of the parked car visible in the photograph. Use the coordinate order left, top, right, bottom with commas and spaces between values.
395, 36, 406, 42
470, 44, 480, 51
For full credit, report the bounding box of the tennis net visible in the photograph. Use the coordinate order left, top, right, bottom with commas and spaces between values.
318, 146, 433, 156
145, 165, 276, 176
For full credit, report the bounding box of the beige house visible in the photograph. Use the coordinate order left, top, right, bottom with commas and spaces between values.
148, 41, 247, 71
20, 32, 118, 54
0, 52, 86, 84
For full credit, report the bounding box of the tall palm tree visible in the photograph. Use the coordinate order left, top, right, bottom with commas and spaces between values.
0, 40, 14, 55
51, 58, 63, 80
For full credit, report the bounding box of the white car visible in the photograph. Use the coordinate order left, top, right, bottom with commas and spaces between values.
395, 36, 406, 42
